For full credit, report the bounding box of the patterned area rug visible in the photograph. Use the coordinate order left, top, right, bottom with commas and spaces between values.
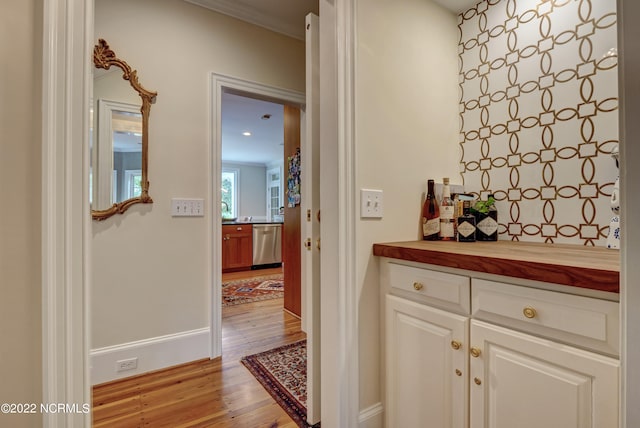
241, 340, 319, 428
222, 274, 284, 307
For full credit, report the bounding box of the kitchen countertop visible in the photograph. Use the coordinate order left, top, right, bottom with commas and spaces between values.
222, 221, 283, 225
372, 240, 620, 293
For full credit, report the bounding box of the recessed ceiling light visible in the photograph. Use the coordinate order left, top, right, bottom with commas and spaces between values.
242, 131, 251, 136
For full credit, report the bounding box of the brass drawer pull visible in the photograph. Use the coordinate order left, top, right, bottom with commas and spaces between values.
470, 347, 481, 358
451, 340, 462, 350
455, 369, 462, 377
474, 377, 482, 385
523, 306, 537, 319
413, 282, 424, 291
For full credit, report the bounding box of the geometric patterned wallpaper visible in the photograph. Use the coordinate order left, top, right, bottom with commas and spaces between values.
458, 0, 619, 246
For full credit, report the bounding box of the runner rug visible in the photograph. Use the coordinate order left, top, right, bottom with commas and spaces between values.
241, 340, 320, 428
222, 274, 284, 307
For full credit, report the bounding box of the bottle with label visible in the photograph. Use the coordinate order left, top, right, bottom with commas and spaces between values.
457, 200, 476, 242
475, 194, 498, 241
439, 178, 455, 241
422, 179, 440, 240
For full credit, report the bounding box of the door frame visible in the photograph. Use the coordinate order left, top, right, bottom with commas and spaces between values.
209, 73, 305, 358
42, 0, 93, 426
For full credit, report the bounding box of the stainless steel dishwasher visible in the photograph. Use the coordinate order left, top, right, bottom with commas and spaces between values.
252, 223, 282, 268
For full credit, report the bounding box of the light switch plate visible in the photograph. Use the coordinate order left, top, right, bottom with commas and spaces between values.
361, 189, 384, 218
171, 198, 204, 217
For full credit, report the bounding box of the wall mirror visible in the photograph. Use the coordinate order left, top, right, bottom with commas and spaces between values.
91, 39, 157, 220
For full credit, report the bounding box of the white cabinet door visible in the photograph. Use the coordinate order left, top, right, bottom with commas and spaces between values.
386, 295, 469, 428
469, 320, 619, 428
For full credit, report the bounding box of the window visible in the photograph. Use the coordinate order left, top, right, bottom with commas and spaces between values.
221, 168, 239, 218
266, 166, 282, 221
124, 169, 142, 199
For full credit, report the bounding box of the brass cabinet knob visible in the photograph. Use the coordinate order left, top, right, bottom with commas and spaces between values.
470, 347, 482, 358
413, 282, 424, 291
523, 306, 537, 319
451, 340, 462, 350
455, 369, 463, 377
474, 377, 482, 385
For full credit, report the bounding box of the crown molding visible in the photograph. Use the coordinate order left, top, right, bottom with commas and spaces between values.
184, 0, 306, 40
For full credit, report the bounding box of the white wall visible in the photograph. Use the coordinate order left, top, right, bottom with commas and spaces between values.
355, 0, 460, 413
91, 0, 304, 379
222, 162, 267, 218
0, 0, 43, 426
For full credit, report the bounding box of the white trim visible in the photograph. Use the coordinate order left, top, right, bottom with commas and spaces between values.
42, 0, 92, 426
359, 402, 384, 428
90, 328, 210, 385
619, 1, 640, 426
337, 0, 359, 425
319, 0, 359, 425
209, 73, 305, 359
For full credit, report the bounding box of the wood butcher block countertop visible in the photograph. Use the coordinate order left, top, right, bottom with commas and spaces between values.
372, 240, 620, 293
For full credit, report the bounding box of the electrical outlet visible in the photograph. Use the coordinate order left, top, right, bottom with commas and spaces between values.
116, 357, 138, 372
171, 198, 204, 217
360, 189, 384, 218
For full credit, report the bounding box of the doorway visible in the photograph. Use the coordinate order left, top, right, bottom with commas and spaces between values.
210, 73, 307, 351
220, 92, 303, 317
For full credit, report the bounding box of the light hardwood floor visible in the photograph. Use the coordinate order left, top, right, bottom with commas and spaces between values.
92, 268, 305, 427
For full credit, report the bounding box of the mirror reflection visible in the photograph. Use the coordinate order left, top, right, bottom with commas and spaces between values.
92, 99, 143, 208
91, 39, 157, 221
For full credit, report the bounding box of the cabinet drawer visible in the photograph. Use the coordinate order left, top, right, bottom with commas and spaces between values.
222, 224, 252, 236
472, 278, 619, 356
387, 262, 470, 314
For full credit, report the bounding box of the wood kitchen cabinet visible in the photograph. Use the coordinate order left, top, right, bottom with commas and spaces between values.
380, 256, 620, 428
222, 224, 252, 272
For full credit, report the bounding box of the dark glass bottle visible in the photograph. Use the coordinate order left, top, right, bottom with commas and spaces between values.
422, 179, 440, 240
439, 178, 455, 241
457, 200, 476, 242
475, 194, 498, 241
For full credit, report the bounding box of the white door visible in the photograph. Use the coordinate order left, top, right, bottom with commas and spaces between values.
385, 295, 469, 428
302, 12, 321, 426
470, 320, 619, 428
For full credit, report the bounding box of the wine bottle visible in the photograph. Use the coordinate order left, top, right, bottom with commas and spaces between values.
439, 178, 455, 241
475, 194, 498, 241
457, 200, 476, 242
422, 179, 440, 240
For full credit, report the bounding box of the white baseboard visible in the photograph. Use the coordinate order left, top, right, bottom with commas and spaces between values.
90, 327, 210, 385
359, 402, 383, 428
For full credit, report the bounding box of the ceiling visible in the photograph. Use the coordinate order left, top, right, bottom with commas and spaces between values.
432, 0, 479, 13
221, 92, 285, 165
191, 0, 479, 165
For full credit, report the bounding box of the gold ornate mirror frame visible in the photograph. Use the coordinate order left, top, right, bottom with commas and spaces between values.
92, 39, 157, 220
